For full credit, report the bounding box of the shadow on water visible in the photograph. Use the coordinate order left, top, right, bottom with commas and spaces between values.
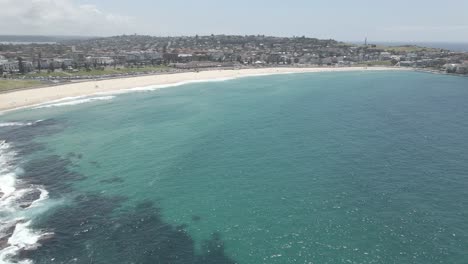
1, 119, 237, 264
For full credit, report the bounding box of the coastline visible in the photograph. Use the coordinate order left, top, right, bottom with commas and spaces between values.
0, 67, 405, 114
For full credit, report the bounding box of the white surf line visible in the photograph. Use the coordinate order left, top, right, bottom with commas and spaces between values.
33, 96, 115, 109
0, 140, 53, 264
0, 120, 44, 128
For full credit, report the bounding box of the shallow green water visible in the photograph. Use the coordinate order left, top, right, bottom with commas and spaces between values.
2, 71, 468, 263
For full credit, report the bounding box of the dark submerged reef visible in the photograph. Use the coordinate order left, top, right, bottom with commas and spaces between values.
1, 119, 237, 264
1, 119, 85, 197
27, 196, 236, 264
22, 155, 86, 196
0, 119, 65, 156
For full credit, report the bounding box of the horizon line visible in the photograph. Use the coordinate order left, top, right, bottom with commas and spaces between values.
1, 34, 468, 44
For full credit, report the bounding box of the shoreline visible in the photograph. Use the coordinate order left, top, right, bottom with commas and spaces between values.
0, 67, 406, 114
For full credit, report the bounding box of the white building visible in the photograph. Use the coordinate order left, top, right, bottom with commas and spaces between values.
0, 60, 19, 72
86, 57, 115, 65
380, 52, 392, 60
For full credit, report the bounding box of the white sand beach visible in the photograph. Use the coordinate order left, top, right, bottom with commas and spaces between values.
0, 67, 405, 113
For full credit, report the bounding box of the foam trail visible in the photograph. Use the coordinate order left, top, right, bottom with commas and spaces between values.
33, 96, 115, 109
0, 120, 43, 128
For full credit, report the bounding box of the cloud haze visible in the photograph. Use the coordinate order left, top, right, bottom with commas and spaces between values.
0, 0, 467, 42
0, 0, 133, 35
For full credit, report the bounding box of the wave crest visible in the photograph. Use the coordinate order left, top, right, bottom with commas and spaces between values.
0, 120, 44, 128
33, 96, 115, 109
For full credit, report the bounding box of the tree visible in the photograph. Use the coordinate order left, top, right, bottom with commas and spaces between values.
61, 62, 67, 71
0, 66, 3, 76
38, 52, 42, 72
48, 61, 55, 72
18, 57, 25, 74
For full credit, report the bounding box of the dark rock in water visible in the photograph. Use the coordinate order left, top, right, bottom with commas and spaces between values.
16, 189, 42, 209
0, 192, 4, 199
77, 154, 83, 159
0, 227, 15, 250
39, 233, 55, 242
0, 220, 27, 250
99, 177, 125, 184
0, 236, 10, 250
192, 215, 201, 222
0, 239, 7, 250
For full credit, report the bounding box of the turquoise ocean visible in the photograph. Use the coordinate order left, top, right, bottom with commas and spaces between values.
1, 71, 467, 263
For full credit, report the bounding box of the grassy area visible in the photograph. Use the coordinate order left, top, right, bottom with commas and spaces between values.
0, 79, 42, 92
367, 45, 441, 53
27, 71, 70, 78
26, 65, 170, 78
354, 61, 395, 67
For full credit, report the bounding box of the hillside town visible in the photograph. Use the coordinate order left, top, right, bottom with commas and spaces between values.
1, 35, 468, 81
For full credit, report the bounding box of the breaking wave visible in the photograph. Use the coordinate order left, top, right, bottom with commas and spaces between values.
0, 140, 53, 264
33, 96, 115, 109
125, 77, 238, 92
0, 120, 44, 128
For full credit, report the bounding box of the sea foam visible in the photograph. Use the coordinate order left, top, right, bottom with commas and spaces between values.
0, 140, 52, 264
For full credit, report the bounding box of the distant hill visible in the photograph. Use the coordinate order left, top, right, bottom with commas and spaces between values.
349, 41, 468, 52
0, 35, 96, 43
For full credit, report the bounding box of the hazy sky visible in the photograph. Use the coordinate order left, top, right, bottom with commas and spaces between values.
1, 0, 468, 42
